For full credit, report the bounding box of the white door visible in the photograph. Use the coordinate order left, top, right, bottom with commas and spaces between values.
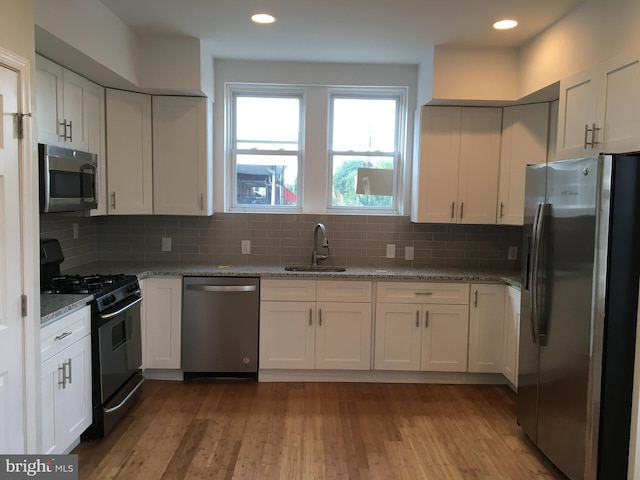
374, 303, 421, 371
0, 64, 25, 453
420, 304, 469, 373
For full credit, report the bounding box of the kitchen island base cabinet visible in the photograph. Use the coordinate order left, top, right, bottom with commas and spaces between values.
259, 279, 372, 371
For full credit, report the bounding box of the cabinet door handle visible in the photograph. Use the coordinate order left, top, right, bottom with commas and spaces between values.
65, 358, 72, 384
58, 364, 66, 389
416, 310, 420, 327
54, 331, 72, 341
425, 310, 429, 328
111, 192, 116, 210
309, 308, 312, 326
500, 202, 504, 219
200, 193, 204, 210
450, 202, 455, 219
318, 308, 322, 326
58, 119, 66, 139
474, 290, 478, 307
67, 120, 73, 141
460, 202, 464, 219
585, 123, 601, 148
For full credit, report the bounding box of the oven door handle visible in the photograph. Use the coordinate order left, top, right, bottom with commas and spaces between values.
103, 378, 144, 414
99, 296, 142, 320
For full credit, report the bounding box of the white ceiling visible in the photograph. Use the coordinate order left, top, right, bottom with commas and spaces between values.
99, 0, 585, 64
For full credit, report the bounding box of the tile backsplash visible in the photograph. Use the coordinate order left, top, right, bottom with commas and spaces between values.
41, 213, 523, 271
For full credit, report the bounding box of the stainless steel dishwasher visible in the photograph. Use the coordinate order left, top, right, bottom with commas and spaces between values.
182, 277, 259, 379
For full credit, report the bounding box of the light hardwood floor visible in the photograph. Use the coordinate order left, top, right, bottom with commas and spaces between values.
74, 380, 565, 479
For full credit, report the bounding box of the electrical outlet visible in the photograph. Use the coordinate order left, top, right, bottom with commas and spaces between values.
161, 237, 172, 252
72, 223, 79, 239
241, 240, 251, 255
405, 246, 414, 261
386, 244, 396, 259
508, 246, 518, 260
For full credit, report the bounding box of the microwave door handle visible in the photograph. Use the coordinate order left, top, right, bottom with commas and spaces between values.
80, 163, 97, 204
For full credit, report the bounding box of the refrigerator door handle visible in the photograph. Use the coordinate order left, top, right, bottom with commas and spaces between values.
529, 202, 543, 345
532, 202, 550, 347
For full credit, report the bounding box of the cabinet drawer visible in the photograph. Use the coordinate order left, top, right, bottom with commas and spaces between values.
376, 282, 470, 304
41, 305, 91, 362
261, 279, 316, 301
317, 280, 372, 303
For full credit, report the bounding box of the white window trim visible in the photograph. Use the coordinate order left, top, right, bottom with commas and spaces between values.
326, 87, 407, 214
226, 83, 305, 213
224, 83, 408, 215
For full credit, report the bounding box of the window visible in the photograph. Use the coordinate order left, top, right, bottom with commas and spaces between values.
227, 84, 406, 214
229, 89, 302, 210
329, 93, 401, 211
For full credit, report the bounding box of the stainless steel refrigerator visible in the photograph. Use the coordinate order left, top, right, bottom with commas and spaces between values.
518, 154, 640, 480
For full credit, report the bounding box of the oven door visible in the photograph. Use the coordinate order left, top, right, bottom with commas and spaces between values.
97, 295, 142, 403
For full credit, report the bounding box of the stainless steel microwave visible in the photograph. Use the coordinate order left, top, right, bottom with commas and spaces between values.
39, 143, 98, 213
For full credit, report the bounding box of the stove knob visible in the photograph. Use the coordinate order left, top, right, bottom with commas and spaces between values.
103, 294, 116, 306
127, 283, 139, 293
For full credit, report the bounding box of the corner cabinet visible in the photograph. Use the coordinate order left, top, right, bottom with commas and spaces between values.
468, 284, 505, 373
497, 103, 549, 225
412, 106, 502, 224
259, 279, 372, 370
142, 277, 182, 369
374, 282, 470, 372
556, 47, 640, 159
105, 89, 153, 215
152, 96, 213, 215
40, 306, 92, 454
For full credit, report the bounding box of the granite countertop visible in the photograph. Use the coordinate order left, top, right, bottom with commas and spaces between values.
43, 263, 521, 324
40, 294, 93, 327
63, 261, 522, 287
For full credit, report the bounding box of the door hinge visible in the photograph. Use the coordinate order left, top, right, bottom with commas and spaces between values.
21, 294, 27, 317
15, 113, 31, 140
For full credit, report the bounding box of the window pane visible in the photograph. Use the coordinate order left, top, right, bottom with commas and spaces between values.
236, 154, 298, 206
331, 155, 393, 208
332, 98, 397, 152
236, 96, 300, 151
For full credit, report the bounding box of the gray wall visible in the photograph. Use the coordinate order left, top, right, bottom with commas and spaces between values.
41, 213, 522, 271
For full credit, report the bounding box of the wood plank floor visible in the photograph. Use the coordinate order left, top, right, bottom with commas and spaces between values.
73, 380, 565, 479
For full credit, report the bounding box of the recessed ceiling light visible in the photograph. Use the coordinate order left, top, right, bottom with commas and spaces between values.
493, 19, 518, 30
251, 13, 276, 24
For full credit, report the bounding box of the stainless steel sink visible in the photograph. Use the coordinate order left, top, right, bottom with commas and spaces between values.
284, 264, 346, 272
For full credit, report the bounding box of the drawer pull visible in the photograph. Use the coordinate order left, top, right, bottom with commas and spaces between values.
54, 331, 72, 341
414, 292, 432, 296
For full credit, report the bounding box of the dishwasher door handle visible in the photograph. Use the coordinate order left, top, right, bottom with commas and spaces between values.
186, 285, 257, 292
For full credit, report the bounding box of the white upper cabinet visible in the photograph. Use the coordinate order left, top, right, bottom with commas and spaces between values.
557, 48, 640, 159
36, 55, 89, 151
497, 103, 549, 225
84, 81, 107, 216
412, 106, 502, 224
152, 96, 213, 216
106, 89, 153, 215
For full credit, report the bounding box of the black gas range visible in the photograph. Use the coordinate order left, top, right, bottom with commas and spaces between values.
40, 238, 144, 439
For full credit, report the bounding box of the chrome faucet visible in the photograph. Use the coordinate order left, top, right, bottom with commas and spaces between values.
311, 223, 329, 265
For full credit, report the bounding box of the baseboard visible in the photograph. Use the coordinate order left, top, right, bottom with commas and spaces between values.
258, 369, 508, 384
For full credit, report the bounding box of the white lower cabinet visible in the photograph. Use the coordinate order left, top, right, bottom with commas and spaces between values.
259, 279, 372, 370
502, 286, 521, 387
374, 282, 470, 372
142, 277, 182, 369
374, 303, 469, 372
468, 284, 505, 373
40, 306, 92, 454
